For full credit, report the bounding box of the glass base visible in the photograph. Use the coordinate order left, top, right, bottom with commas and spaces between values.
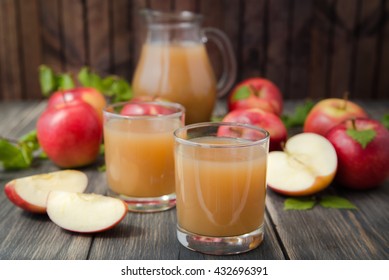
107, 190, 176, 213
177, 225, 264, 255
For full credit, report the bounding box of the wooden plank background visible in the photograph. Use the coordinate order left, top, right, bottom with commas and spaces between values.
0, 0, 388, 101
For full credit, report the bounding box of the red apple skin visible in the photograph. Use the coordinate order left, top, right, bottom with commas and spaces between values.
37, 101, 103, 168
220, 108, 287, 151
326, 118, 389, 190
228, 77, 283, 116
120, 102, 174, 116
47, 87, 106, 121
4, 182, 46, 213
304, 98, 368, 136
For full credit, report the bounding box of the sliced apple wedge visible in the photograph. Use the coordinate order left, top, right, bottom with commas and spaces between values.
267, 133, 337, 196
4, 170, 88, 213
47, 191, 127, 233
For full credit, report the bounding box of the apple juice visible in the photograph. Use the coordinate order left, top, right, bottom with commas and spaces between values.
104, 117, 181, 198
175, 136, 268, 237
132, 43, 217, 124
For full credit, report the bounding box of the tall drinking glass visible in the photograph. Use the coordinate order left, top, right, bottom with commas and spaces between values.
174, 122, 269, 255
104, 101, 185, 212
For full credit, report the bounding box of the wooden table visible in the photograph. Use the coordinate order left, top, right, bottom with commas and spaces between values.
0, 100, 388, 260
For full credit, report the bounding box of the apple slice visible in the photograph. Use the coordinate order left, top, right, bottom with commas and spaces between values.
4, 170, 88, 213
267, 133, 337, 196
46, 191, 127, 233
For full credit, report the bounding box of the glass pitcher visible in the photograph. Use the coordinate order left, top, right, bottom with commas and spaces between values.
132, 9, 237, 124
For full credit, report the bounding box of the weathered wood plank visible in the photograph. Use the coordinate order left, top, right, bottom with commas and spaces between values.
147, 0, 173, 11
288, 0, 313, 99
61, 0, 87, 74
0, 101, 45, 139
377, 0, 389, 99
86, 0, 111, 76
130, 0, 148, 78
309, 0, 335, 99
0, 0, 22, 100
266, 182, 389, 260
199, 0, 225, 80
353, 0, 381, 99
238, 0, 267, 80
18, 0, 42, 99
88, 209, 181, 260
39, 0, 64, 73
329, 0, 358, 98
266, 0, 290, 98
111, 0, 133, 80
173, 0, 198, 12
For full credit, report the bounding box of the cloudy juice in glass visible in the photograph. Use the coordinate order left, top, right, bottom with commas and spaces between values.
174, 122, 269, 255
103, 101, 185, 212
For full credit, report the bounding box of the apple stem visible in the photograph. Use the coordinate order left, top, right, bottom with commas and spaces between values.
249, 84, 258, 96
350, 118, 357, 130
341, 91, 349, 110
280, 141, 286, 152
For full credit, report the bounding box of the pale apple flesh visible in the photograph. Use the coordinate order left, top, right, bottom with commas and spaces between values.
47, 191, 127, 233
4, 170, 88, 213
267, 133, 337, 196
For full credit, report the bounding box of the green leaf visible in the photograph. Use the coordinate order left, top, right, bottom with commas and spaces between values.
319, 195, 357, 210
0, 139, 31, 170
211, 115, 224, 122
78, 67, 104, 92
99, 143, 105, 155
98, 164, 106, 172
19, 129, 40, 151
284, 197, 316, 210
39, 65, 57, 97
57, 73, 75, 90
381, 114, 389, 130
346, 128, 376, 149
281, 100, 314, 128
78, 66, 91, 86
232, 86, 251, 101
109, 78, 132, 102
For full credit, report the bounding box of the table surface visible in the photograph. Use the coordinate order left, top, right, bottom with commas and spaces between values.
0, 99, 388, 260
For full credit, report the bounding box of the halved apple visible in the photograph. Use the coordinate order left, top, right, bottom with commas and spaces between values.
4, 170, 88, 213
267, 133, 337, 196
47, 191, 127, 233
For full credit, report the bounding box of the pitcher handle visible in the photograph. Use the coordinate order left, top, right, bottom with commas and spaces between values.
202, 28, 237, 98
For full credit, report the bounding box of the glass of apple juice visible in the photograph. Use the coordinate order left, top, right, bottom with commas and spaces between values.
103, 100, 185, 212
174, 122, 270, 255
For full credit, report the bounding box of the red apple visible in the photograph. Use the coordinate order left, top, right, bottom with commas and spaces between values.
326, 118, 389, 190
47, 87, 107, 121
220, 108, 287, 151
228, 77, 283, 116
303, 98, 368, 136
120, 101, 175, 116
37, 100, 103, 168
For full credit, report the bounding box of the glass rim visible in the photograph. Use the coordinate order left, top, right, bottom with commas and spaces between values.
103, 100, 185, 121
174, 122, 270, 148
140, 9, 203, 24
